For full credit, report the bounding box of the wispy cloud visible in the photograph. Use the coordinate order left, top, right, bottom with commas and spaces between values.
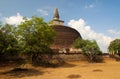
108, 29, 120, 36
68, 19, 113, 53
85, 4, 95, 9
37, 8, 49, 16
4, 13, 24, 25
84, 0, 98, 9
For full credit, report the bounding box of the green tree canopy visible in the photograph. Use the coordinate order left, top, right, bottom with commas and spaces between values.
72, 37, 86, 49
73, 38, 102, 62
73, 38, 100, 53
0, 24, 19, 57
108, 39, 120, 55
15, 16, 56, 64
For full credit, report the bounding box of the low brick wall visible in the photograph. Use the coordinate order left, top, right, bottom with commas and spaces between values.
53, 54, 88, 61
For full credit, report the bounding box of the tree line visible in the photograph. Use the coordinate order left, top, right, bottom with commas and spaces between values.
0, 16, 120, 65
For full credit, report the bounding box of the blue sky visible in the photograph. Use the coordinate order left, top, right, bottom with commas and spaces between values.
0, 0, 120, 52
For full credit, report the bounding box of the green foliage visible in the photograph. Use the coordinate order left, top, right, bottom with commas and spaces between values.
48, 20, 54, 25
0, 16, 56, 66
0, 24, 19, 57
108, 39, 120, 55
15, 16, 56, 64
82, 40, 101, 54
73, 38, 102, 62
73, 38, 101, 53
72, 37, 86, 49
83, 40, 102, 62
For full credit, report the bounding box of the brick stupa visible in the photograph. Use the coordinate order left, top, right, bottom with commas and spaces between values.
51, 8, 82, 53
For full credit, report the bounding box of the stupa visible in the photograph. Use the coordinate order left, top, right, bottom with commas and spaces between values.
51, 8, 82, 53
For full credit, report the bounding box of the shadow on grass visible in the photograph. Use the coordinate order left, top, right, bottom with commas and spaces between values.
0, 68, 44, 78
0, 57, 26, 68
67, 74, 82, 79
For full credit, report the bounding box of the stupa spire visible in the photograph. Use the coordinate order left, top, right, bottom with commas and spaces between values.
53, 8, 64, 25
53, 8, 59, 20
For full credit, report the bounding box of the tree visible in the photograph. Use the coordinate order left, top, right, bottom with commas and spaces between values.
82, 40, 102, 62
0, 24, 19, 59
16, 16, 56, 64
73, 38, 102, 62
108, 39, 120, 56
72, 37, 86, 49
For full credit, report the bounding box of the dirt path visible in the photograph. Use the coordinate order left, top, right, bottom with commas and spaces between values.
0, 60, 120, 79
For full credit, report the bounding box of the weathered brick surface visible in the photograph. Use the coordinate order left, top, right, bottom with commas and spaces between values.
51, 25, 82, 50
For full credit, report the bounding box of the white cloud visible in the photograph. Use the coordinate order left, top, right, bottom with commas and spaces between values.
4, 13, 24, 25
108, 29, 120, 36
37, 9, 48, 16
68, 19, 113, 53
85, 4, 95, 9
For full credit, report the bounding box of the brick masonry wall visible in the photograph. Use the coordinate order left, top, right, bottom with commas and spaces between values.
53, 54, 88, 61
51, 25, 82, 49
